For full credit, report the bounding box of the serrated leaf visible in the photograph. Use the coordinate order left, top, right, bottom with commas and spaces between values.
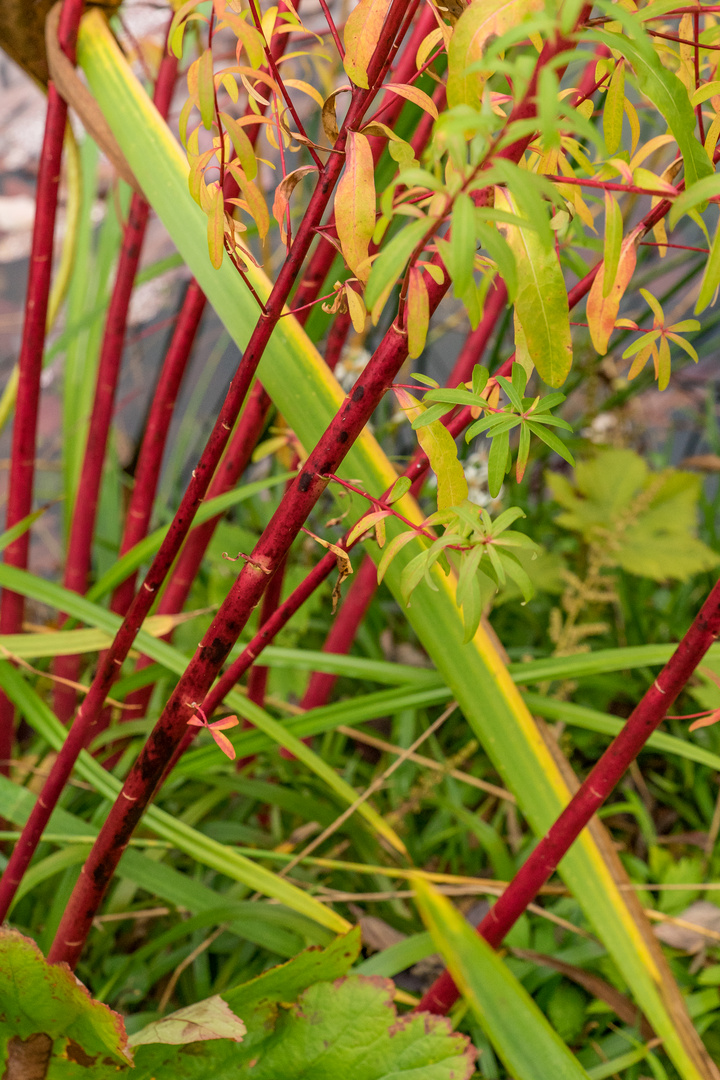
0, 928, 131, 1064
447, 0, 545, 109
336, 131, 376, 282
495, 190, 572, 387
396, 388, 469, 510
343, 0, 391, 89
586, 226, 642, 355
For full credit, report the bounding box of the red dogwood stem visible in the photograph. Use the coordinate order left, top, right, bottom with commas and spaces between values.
0, 0, 85, 770
418, 574, 720, 1014
0, 0, 414, 924
110, 279, 206, 616
46, 25, 589, 967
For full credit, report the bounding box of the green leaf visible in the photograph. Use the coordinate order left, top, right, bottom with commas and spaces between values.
386, 475, 412, 504
495, 191, 572, 387
547, 448, 720, 580
0, 928, 131, 1065
365, 219, 430, 322
448, 193, 477, 298
220, 112, 257, 181
487, 428, 510, 497
593, 24, 713, 191
696, 216, 720, 314
414, 881, 591, 1080
525, 420, 575, 466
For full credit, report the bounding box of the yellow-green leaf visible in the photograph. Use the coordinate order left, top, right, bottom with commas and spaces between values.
407, 267, 430, 359
395, 388, 468, 510
447, 0, 544, 109
220, 111, 257, 181
414, 881, 591, 1080
335, 131, 376, 282
343, 0, 391, 89
602, 191, 623, 299
382, 82, 439, 120
696, 217, 720, 314
496, 190, 572, 387
197, 46, 215, 130
603, 59, 625, 155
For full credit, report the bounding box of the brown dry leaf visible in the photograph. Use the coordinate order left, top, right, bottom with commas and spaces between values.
651, 901, 720, 953
512, 948, 654, 1039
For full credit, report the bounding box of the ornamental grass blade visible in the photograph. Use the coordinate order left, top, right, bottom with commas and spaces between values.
414, 880, 590, 1080
76, 17, 715, 1078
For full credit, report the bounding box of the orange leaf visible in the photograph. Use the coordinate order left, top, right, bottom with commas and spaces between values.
586, 226, 642, 355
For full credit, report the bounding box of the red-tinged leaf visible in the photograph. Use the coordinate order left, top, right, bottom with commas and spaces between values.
186, 716, 205, 727
272, 166, 318, 246
211, 729, 237, 759
198, 47, 216, 130
346, 510, 391, 547
343, 0, 392, 89
336, 131, 376, 283
407, 266, 429, 359
382, 82, 439, 120
207, 184, 225, 269
586, 226, 642, 355
220, 111, 257, 181
208, 715, 240, 731
689, 710, 720, 732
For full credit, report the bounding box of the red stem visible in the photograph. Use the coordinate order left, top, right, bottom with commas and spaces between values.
0, 0, 412, 926
0, 0, 85, 771
246, 553, 288, 709
110, 280, 206, 616
45, 12, 586, 966
417, 575, 720, 1014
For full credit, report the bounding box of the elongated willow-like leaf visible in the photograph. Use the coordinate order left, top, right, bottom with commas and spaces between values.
76, 15, 713, 1077
415, 881, 591, 1080
0, 659, 348, 936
